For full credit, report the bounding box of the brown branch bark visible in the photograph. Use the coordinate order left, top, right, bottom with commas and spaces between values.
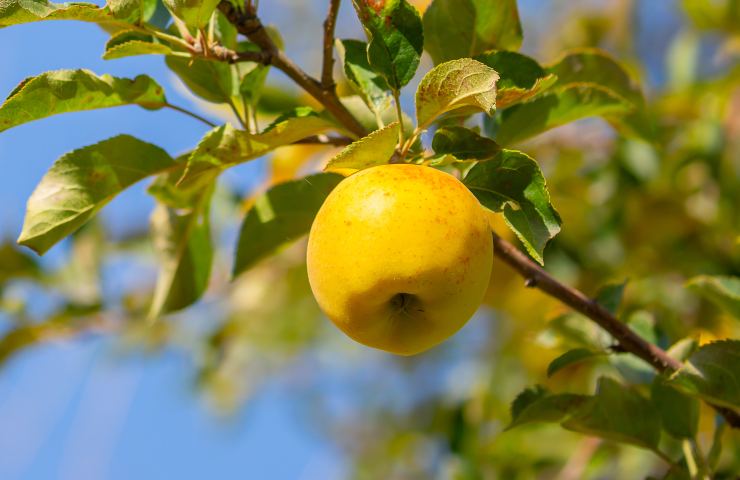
217, 1, 367, 139
491, 232, 740, 428
321, 0, 341, 89
206, 44, 270, 64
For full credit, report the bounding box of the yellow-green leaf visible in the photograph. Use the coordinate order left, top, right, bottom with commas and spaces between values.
415, 58, 498, 130
18, 135, 176, 254
686, 275, 740, 320
149, 183, 214, 317
165, 55, 236, 104
162, 0, 220, 29
475, 50, 557, 109
0, 0, 121, 28
103, 31, 173, 60
325, 122, 399, 171
178, 109, 336, 188
0, 69, 166, 133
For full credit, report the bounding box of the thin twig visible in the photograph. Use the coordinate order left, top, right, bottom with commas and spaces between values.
195, 43, 269, 64
682, 440, 699, 478
321, 0, 342, 89
171, 16, 195, 44
393, 90, 405, 148
217, 0, 367, 138
164, 103, 217, 127
227, 99, 249, 130
490, 231, 740, 428
293, 134, 353, 146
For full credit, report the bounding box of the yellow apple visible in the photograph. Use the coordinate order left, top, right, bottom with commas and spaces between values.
306, 164, 493, 355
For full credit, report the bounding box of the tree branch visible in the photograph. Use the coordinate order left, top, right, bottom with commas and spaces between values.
206, 44, 270, 64
491, 231, 740, 428
321, 0, 341, 89
217, 1, 367, 139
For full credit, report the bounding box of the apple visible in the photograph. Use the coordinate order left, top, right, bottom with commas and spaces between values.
306, 164, 493, 355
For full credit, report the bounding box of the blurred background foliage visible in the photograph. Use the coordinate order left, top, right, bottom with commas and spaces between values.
1, 0, 739, 478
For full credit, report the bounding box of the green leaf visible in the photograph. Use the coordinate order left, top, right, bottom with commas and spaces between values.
103, 30, 173, 60
18, 135, 176, 254
546, 49, 653, 140
147, 159, 196, 207
475, 50, 557, 108
667, 338, 699, 362
233, 173, 343, 276
107, 0, 157, 24
215, 10, 237, 49
492, 85, 633, 146
686, 275, 740, 320
508, 378, 662, 452
510, 385, 548, 419
416, 58, 498, 129
0, 69, 166, 133
595, 281, 627, 315
563, 377, 662, 450
351, 0, 423, 90
668, 340, 740, 410
660, 466, 693, 480
176, 124, 249, 189
0, 0, 122, 28
423, 0, 522, 64
683, 0, 740, 34
431, 126, 499, 160
239, 64, 270, 107
162, 0, 220, 29
707, 418, 725, 471
651, 376, 699, 439
0, 243, 39, 285
337, 38, 392, 115
549, 49, 644, 109
179, 109, 335, 188
165, 55, 235, 104
149, 184, 214, 316
464, 149, 561, 264
540, 312, 610, 349
547, 348, 604, 377
325, 122, 399, 171
508, 386, 589, 430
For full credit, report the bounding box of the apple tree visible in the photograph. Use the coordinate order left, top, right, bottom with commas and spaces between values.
1, 0, 739, 477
